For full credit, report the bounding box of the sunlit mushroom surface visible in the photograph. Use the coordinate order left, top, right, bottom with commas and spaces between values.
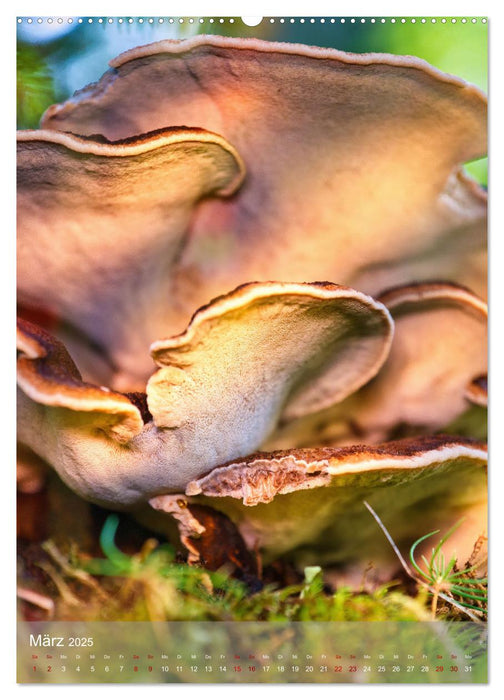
17, 36, 487, 576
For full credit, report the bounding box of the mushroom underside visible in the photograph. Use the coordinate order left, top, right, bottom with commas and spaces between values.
149, 436, 487, 568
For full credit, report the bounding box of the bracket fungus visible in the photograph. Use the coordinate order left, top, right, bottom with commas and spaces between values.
17, 127, 245, 384
20, 37, 487, 387
181, 435, 487, 566
17, 36, 487, 578
266, 281, 488, 449
17, 282, 393, 504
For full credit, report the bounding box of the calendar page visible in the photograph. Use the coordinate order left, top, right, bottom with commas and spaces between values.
16, 14, 488, 684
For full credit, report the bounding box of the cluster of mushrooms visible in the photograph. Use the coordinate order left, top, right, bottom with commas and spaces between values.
17, 36, 487, 582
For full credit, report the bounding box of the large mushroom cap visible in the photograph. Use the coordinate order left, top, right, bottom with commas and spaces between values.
147, 281, 394, 428
17, 281, 392, 508
179, 435, 487, 566
17, 127, 244, 385
49, 38, 486, 284
19, 37, 486, 389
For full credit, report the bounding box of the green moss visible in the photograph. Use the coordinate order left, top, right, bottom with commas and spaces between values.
19, 515, 474, 623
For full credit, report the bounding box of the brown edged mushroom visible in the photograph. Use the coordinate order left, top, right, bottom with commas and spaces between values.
17, 281, 392, 508
171, 435, 487, 567
266, 282, 487, 449
19, 37, 486, 395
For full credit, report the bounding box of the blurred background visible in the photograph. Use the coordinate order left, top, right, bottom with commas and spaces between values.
17, 15, 487, 183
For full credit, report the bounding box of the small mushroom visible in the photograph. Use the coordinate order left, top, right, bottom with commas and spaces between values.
267, 282, 487, 448
180, 435, 487, 567
148, 495, 258, 578
20, 38, 487, 392
17, 281, 392, 508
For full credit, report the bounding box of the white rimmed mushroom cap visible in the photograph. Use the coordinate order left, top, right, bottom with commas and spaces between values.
17, 127, 244, 386
178, 435, 487, 565
43, 37, 487, 292
17, 282, 392, 508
